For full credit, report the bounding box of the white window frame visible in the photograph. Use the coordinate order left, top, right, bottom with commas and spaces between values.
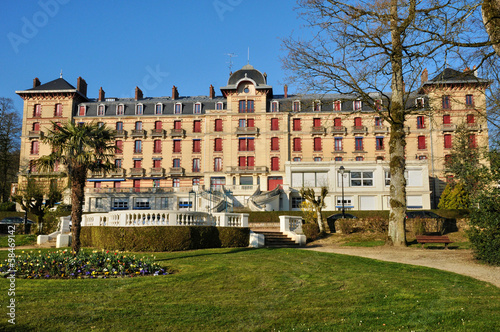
415, 97, 425, 108
155, 103, 163, 115
293, 100, 301, 112
271, 101, 279, 112
116, 104, 124, 115
194, 102, 202, 114
136, 103, 144, 115
350, 171, 374, 187
353, 100, 362, 111
333, 100, 342, 111
174, 103, 182, 114
216, 102, 224, 110
98, 104, 105, 116
79, 105, 86, 116
314, 100, 321, 112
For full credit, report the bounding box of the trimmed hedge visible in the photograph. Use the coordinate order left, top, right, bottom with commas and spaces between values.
81, 226, 250, 252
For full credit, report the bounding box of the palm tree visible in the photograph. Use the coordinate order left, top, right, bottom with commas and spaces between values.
35, 121, 115, 254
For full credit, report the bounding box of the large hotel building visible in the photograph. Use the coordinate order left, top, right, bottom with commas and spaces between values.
16, 65, 490, 212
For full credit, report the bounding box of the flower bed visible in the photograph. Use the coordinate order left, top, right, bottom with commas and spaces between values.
0, 249, 169, 279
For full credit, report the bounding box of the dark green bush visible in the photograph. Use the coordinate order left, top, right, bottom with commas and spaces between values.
0, 202, 16, 211
81, 226, 250, 252
302, 223, 320, 242
413, 219, 427, 236
364, 217, 388, 233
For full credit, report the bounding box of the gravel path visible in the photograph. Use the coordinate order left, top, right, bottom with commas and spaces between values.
303, 244, 500, 288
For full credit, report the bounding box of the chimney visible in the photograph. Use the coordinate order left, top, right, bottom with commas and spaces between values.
98, 87, 105, 102
284, 84, 288, 98
33, 77, 41, 88
77, 77, 87, 97
421, 68, 428, 85
172, 85, 179, 100
135, 86, 143, 101
209, 85, 215, 99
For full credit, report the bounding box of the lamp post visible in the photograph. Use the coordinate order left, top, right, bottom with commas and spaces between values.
189, 189, 197, 212
339, 166, 346, 219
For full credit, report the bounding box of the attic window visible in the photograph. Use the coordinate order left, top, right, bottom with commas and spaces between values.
136, 104, 143, 115
175, 103, 182, 114
79, 105, 86, 116
98, 105, 105, 116
313, 101, 321, 112
116, 104, 124, 115
353, 100, 362, 111
293, 100, 301, 112
271, 101, 279, 112
194, 103, 202, 114
155, 103, 163, 115
334, 100, 342, 111
415, 97, 425, 108
216, 102, 223, 110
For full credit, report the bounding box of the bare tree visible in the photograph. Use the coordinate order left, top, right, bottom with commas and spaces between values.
283, 0, 477, 246
482, 0, 500, 56
300, 187, 328, 233
0, 98, 21, 203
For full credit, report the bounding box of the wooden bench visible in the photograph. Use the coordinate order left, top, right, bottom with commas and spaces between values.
416, 235, 452, 249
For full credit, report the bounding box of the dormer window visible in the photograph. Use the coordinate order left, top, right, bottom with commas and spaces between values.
194, 103, 202, 114
116, 104, 124, 115
334, 100, 342, 111
175, 103, 182, 114
97, 105, 105, 116
415, 97, 425, 108
79, 105, 86, 116
136, 104, 143, 115
271, 101, 279, 112
216, 102, 224, 110
313, 100, 321, 112
293, 100, 301, 112
353, 100, 362, 111
155, 103, 163, 115
375, 99, 382, 111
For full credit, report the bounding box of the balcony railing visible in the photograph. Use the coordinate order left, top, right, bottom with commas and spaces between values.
113, 130, 127, 138
130, 129, 146, 138
28, 130, 44, 139
169, 128, 185, 137
310, 126, 326, 135
330, 126, 347, 135
129, 168, 145, 177
150, 167, 165, 177
352, 126, 367, 134
235, 127, 259, 135
441, 124, 456, 132
466, 123, 481, 131
86, 187, 174, 194
169, 167, 184, 176
226, 166, 268, 174
109, 168, 126, 177
150, 129, 165, 137
373, 125, 389, 134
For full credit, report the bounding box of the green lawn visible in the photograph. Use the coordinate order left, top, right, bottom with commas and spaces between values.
0, 248, 499, 331
0, 234, 37, 248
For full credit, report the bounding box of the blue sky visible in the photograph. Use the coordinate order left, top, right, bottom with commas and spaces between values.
0, 1, 302, 113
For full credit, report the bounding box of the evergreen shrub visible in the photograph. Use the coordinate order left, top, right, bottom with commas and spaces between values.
302, 223, 320, 241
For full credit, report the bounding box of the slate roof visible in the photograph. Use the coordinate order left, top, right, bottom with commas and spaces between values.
221, 64, 272, 90
27, 78, 76, 91
425, 68, 490, 85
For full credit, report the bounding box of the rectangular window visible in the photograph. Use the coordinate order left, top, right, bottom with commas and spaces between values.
173, 178, 180, 187
355, 137, 363, 151
239, 100, 254, 113
214, 138, 222, 152
193, 120, 201, 132
465, 94, 474, 106
155, 104, 162, 114
334, 156, 343, 161
271, 118, 279, 130
314, 101, 321, 112
291, 197, 303, 209
444, 134, 452, 149
174, 120, 181, 130
134, 140, 142, 153
334, 137, 342, 151
113, 198, 128, 209
354, 100, 362, 111
193, 178, 200, 186
376, 137, 384, 150
154, 140, 162, 153
136, 104, 143, 115
417, 116, 425, 129
334, 118, 342, 127
271, 101, 279, 112
134, 159, 142, 168
115, 159, 122, 168
313, 118, 321, 127
293, 137, 301, 152
192, 159, 201, 172
374, 117, 382, 127
215, 119, 223, 131
115, 140, 123, 154
31, 141, 39, 155
173, 159, 181, 168
467, 114, 475, 124
135, 121, 142, 130
271, 137, 279, 151
247, 156, 255, 167
116, 122, 123, 131
442, 95, 450, 109
313, 137, 322, 151
153, 159, 161, 168
418, 136, 426, 150
247, 119, 255, 127
55, 104, 63, 117
194, 103, 201, 114
193, 139, 201, 153
469, 134, 477, 148
214, 158, 222, 172
153, 179, 160, 188
354, 117, 362, 127
293, 119, 301, 131
216, 102, 223, 110
293, 101, 300, 112
239, 138, 254, 151
271, 157, 279, 171
79, 106, 85, 116
34, 104, 42, 117
175, 103, 182, 114
334, 101, 341, 111
351, 171, 373, 187
443, 115, 451, 124
173, 140, 181, 153
314, 157, 322, 162
116, 105, 124, 115
239, 156, 246, 167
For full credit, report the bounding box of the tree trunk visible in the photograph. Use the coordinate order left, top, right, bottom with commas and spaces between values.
388, 0, 408, 246
70, 166, 86, 254
316, 209, 324, 233
482, 0, 500, 56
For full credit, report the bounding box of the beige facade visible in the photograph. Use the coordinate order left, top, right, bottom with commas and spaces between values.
16, 66, 490, 211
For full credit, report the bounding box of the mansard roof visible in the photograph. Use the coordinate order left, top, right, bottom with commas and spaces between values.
221, 64, 272, 90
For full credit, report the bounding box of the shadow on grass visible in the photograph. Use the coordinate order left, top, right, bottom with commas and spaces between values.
155, 247, 254, 262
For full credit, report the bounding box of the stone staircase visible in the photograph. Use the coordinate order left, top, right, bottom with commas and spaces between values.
256, 231, 301, 248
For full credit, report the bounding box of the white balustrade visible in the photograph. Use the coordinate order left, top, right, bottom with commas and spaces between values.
279, 215, 306, 246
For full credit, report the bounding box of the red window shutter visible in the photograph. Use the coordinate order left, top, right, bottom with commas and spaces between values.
154, 140, 162, 153
174, 121, 181, 130
247, 119, 255, 128
469, 134, 476, 148
193, 140, 201, 152
115, 140, 123, 154
79, 106, 85, 116
134, 160, 142, 168
239, 139, 246, 151
153, 159, 161, 168
215, 138, 222, 151
194, 121, 201, 132
354, 117, 362, 126
215, 119, 222, 131
313, 118, 321, 127
33, 122, 40, 131
293, 119, 301, 131
247, 156, 255, 167
271, 137, 279, 151
467, 114, 475, 124
314, 137, 322, 151
239, 156, 246, 167
271, 157, 279, 171
443, 115, 451, 124
418, 136, 426, 149
248, 139, 255, 151
155, 121, 162, 130
334, 118, 341, 126
294, 138, 301, 151
271, 118, 279, 130
444, 134, 452, 148
173, 140, 181, 152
